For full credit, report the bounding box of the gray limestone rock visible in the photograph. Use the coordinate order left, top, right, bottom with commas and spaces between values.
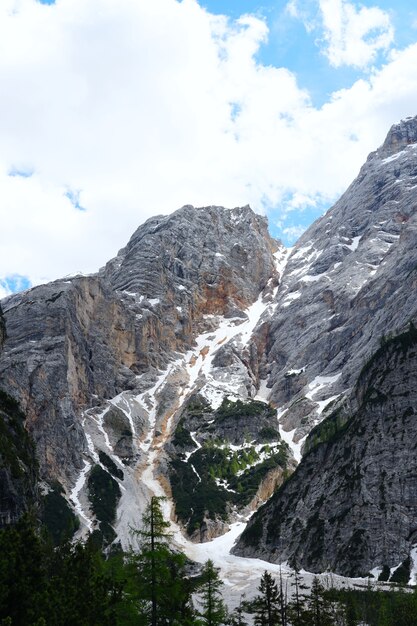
259, 115, 417, 439
0, 306, 39, 526
0, 206, 278, 487
234, 325, 417, 577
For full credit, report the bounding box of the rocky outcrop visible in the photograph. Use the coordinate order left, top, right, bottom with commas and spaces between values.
257, 115, 417, 443
0, 206, 278, 488
0, 306, 5, 350
0, 391, 39, 526
2, 116, 417, 561
0, 306, 38, 526
168, 396, 291, 539
235, 325, 417, 576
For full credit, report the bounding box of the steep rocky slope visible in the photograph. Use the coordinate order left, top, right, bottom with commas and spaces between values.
1, 116, 417, 579
0, 305, 38, 526
234, 116, 417, 577
0, 206, 277, 484
0, 206, 289, 544
255, 115, 417, 450
235, 325, 417, 577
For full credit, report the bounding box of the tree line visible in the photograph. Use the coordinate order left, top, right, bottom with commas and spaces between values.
1, 497, 417, 625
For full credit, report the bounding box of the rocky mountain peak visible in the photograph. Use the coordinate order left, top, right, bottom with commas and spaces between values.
379, 115, 417, 157
104, 204, 277, 308
0, 204, 280, 489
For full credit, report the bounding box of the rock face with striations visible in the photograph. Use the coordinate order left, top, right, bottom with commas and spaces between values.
2, 116, 417, 566
235, 325, 417, 577
234, 116, 417, 576
0, 304, 38, 526
255, 115, 417, 444
0, 206, 278, 486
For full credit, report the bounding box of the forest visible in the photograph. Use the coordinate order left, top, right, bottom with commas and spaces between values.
1, 497, 417, 625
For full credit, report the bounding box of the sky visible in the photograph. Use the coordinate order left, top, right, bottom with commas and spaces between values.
1, 0, 417, 297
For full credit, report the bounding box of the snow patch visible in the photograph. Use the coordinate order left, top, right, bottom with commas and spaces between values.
305, 373, 342, 400
382, 149, 407, 164
345, 235, 361, 251
70, 460, 93, 532
286, 368, 305, 376
316, 395, 339, 415
254, 378, 270, 402
282, 291, 301, 306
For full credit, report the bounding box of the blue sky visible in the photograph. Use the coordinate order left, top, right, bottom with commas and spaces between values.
1, 0, 417, 296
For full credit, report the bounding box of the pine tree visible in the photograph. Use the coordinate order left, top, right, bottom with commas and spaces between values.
131, 496, 195, 626
199, 559, 228, 626
248, 571, 281, 626
278, 567, 288, 626
287, 569, 309, 626
303, 577, 333, 626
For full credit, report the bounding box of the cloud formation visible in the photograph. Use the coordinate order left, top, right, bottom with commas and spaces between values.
0, 0, 416, 289
319, 0, 394, 68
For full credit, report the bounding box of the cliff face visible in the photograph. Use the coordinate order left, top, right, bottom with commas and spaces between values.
0, 206, 283, 544
0, 305, 38, 526
233, 117, 417, 576
235, 326, 417, 577
254, 115, 417, 446
0, 307, 5, 350
2, 117, 417, 570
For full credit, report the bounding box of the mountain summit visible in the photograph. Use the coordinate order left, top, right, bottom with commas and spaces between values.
1, 116, 417, 579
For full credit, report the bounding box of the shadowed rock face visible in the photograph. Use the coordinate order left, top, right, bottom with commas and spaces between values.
234, 326, 417, 576
0, 206, 278, 485
0, 305, 38, 526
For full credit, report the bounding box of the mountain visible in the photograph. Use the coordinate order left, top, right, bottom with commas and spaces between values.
0, 304, 38, 526
1, 116, 417, 578
0, 205, 289, 545
234, 116, 417, 578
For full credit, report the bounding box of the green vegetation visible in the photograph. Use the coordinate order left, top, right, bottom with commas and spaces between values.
170, 441, 288, 534
98, 450, 124, 480
3, 506, 417, 625
215, 398, 276, 422
258, 426, 280, 441
390, 558, 411, 585
87, 464, 121, 545
199, 559, 228, 626
172, 418, 195, 448
41, 486, 80, 545
0, 515, 122, 625
303, 406, 350, 455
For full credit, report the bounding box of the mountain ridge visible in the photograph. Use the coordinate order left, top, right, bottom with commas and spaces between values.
1, 116, 417, 580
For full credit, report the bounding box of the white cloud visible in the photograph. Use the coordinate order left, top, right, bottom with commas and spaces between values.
0, 0, 416, 291
0, 284, 11, 300
318, 0, 394, 68
285, 0, 299, 19
282, 224, 308, 241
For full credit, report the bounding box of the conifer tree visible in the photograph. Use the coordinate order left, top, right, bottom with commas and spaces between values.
249, 571, 281, 626
303, 577, 333, 626
199, 559, 228, 626
131, 496, 195, 626
287, 569, 309, 626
